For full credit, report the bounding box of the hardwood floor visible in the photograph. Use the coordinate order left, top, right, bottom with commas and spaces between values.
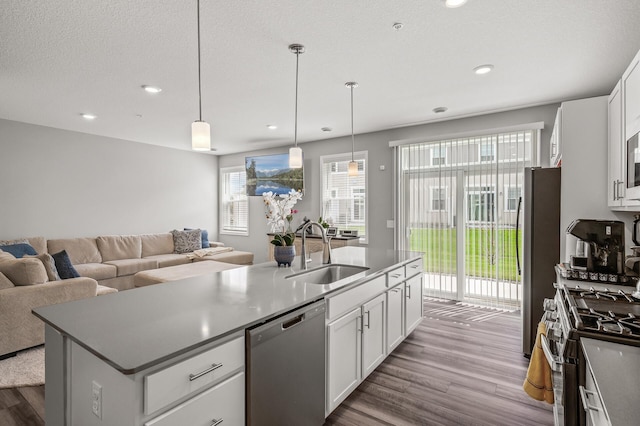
324, 298, 554, 426
0, 298, 552, 426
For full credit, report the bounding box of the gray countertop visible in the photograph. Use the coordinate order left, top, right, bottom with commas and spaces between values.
581, 338, 640, 426
33, 247, 422, 374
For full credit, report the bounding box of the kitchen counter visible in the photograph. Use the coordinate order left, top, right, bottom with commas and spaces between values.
33, 246, 422, 374
581, 338, 640, 426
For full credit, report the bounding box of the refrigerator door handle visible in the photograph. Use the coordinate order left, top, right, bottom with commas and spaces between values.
516, 196, 522, 276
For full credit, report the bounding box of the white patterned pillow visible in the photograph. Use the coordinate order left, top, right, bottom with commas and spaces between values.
171, 229, 202, 254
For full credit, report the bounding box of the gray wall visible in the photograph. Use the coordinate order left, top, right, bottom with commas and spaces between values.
219, 103, 561, 264
0, 119, 218, 240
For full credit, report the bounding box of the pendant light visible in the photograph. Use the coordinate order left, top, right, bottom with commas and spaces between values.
346, 82, 359, 176
288, 44, 305, 169
192, 0, 211, 151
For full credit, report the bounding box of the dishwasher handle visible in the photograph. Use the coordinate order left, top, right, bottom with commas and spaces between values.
248, 300, 326, 347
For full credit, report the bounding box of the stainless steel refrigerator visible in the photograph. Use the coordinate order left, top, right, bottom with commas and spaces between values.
520, 167, 561, 357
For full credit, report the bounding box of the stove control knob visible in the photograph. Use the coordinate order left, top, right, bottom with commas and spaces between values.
543, 298, 556, 312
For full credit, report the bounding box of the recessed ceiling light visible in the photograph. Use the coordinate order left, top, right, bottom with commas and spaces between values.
266, 124, 278, 130
473, 64, 494, 75
433, 107, 448, 114
141, 85, 162, 94
81, 113, 96, 120
321, 127, 333, 132
444, 0, 468, 8
392, 22, 404, 31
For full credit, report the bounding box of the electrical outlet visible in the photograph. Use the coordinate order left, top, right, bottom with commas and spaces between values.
92, 381, 102, 419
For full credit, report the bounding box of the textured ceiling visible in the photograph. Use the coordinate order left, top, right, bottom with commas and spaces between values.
2, 0, 640, 155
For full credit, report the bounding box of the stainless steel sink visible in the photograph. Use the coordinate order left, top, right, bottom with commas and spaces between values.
285, 264, 369, 284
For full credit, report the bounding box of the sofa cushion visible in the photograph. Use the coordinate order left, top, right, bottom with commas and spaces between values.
143, 253, 191, 268
97, 235, 142, 261
48, 238, 102, 264
25, 253, 61, 281
0, 243, 37, 258
51, 250, 81, 279
0, 258, 48, 286
103, 258, 158, 277
171, 229, 202, 254
193, 250, 254, 265
0, 272, 14, 290
141, 233, 174, 257
0, 250, 17, 263
26, 237, 47, 255
73, 263, 117, 281
96, 285, 118, 296
184, 228, 210, 248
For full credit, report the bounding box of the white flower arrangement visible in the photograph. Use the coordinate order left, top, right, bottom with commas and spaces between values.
263, 190, 303, 236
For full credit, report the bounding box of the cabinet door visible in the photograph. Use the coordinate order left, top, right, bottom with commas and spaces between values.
624, 53, 640, 139
608, 81, 624, 208
405, 274, 423, 334
327, 307, 361, 414
386, 284, 404, 353
362, 293, 386, 378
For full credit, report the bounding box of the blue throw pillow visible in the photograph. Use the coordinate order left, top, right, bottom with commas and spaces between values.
0, 243, 37, 258
184, 228, 209, 248
51, 250, 80, 279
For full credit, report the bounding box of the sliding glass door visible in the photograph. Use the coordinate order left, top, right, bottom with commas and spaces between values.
396, 130, 536, 309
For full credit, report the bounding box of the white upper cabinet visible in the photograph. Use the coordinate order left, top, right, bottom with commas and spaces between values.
550, 107, 562, 167
608, 47, 640, 210
624, 49, 640, 140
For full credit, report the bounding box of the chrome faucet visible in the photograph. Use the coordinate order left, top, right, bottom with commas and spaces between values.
300, 221, 332, 269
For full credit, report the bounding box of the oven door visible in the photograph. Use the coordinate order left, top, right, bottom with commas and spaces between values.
540, 331, 566, 425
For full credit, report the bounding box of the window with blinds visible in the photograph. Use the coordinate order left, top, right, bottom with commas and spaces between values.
320, 152, 368, 243
220, 166, 248, 235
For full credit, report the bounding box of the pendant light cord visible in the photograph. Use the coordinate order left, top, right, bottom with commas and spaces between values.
294, 49, 300, 148
350, 85, 355, 162
196, 0, 203, 122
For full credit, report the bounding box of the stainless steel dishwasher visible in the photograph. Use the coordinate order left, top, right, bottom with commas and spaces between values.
246, 299, 326, 426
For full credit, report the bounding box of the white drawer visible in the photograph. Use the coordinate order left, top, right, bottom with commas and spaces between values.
386, 266, 405, 287
405, 258, 423, 276
145, 336, 244, 415
327, 275, 386, 321
145, 371, 244, 426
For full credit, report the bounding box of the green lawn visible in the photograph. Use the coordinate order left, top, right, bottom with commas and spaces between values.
409, 227, 521, 282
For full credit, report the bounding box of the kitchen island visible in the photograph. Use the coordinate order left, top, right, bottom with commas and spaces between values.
33, 246, 423, 426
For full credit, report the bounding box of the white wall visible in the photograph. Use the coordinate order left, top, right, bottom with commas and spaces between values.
0, 119, 218, 240
559, 96, 637, 260
218, 104, 560, 264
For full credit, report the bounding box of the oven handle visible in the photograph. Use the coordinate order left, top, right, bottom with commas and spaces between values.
540, 334, 561, 373
579, 385, 601, 413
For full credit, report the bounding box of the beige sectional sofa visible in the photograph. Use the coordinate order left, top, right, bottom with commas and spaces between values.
0, 237, 118, 357
45, 232, 253, 291
0, 232, 253, 357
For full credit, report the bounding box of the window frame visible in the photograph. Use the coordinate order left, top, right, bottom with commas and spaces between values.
219, 166, 249, 236
429, 186, 448, 212
503, 185, 521, 212
319, 151, 369, 244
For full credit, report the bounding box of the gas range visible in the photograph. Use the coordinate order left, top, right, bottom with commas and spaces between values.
562, 284, 640, 343
541, 270, 640, 425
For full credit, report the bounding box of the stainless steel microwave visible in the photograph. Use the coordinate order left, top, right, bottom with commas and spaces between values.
627, 130, 640, 199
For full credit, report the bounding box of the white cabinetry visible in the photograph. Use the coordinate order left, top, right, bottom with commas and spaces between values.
624, 49, 640, 140
550, 107, 562, 167
64, 331, 245, 426
386, 283, 404, 353
326, 257, 424, 416
405, 273, 424, 334
608, 47, 640, 210
608, 81, 625, 208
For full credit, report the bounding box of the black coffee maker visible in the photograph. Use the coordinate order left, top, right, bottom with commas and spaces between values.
566, 219, 625, 274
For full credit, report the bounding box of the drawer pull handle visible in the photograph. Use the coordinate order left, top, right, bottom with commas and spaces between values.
391, 274, 402, 278
409, 264, 419, 269
211, 418, 224, 426
364, 311, 371, 329
189, 363, 223, 381
406, 285, 412, 299
390, 288, 401, 293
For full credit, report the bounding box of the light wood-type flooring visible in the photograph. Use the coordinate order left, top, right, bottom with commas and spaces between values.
0, 298, 552, 426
